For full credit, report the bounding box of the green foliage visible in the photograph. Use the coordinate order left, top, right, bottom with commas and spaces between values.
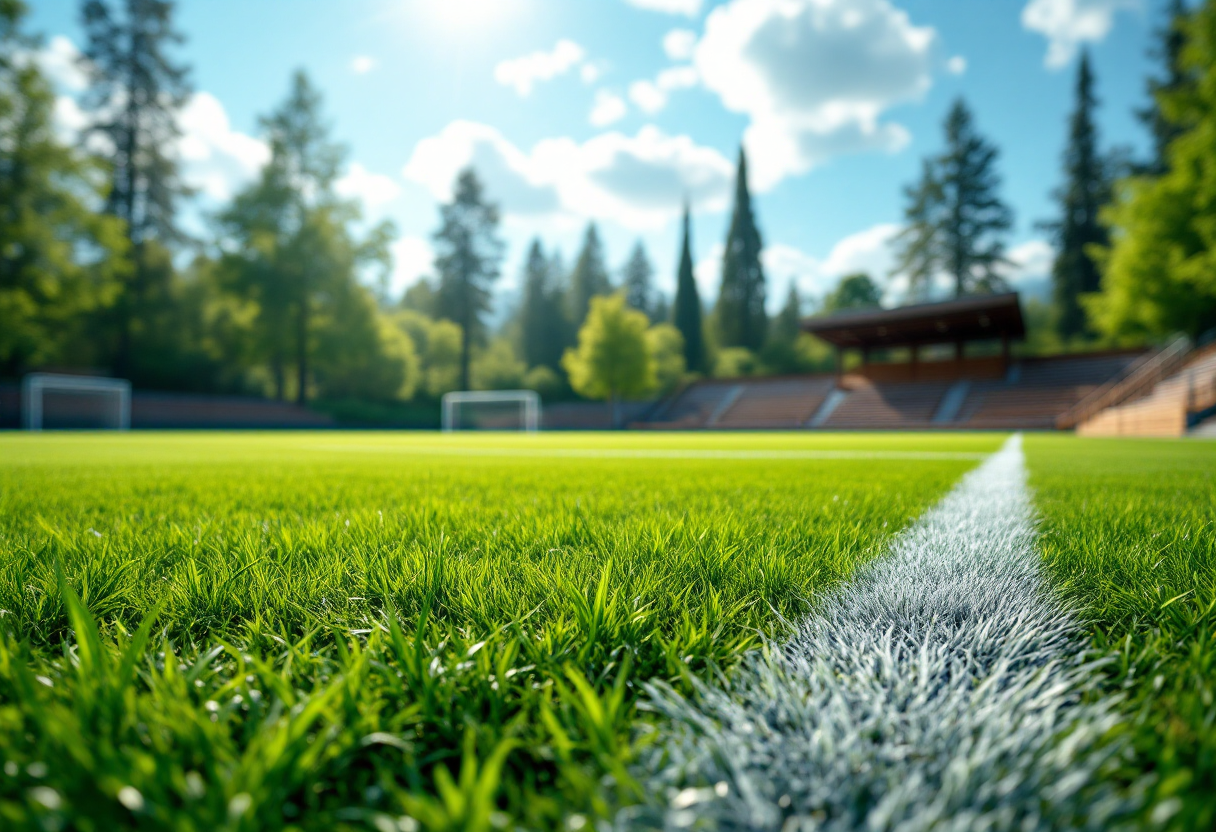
644, 323, 685, 393
713, 346, 760, 379
1045, 52, 1112, 339
0, 1, 128, 374
1089, 0, 1216, 341
822, 273, 882, 314
471, 338, 526, 391
0, 431, 984, 830
433, 169, 504, 392
672, 204, 705, 374
892, 98, 1013, 299
716, 148, 767, 351
562, 294, 654, 408
1025, 436, 1216, 832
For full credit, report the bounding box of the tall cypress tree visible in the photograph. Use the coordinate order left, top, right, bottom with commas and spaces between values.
892, 99, 1013, 298
1048, 51, 1110, 338
1138, 0, 1191, 174
567, 223, 611, 328
621, 241, 655, 319
716, 147, 767, 349
80, 0, 192, 377
672, 203, 705, 373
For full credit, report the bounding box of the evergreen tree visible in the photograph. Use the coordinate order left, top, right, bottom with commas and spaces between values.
1138, 0, 1192, 174
772, 282, 802, 344
0, 0, 127, 375
671, 203, 705, 373
1047, 51, 1110, 338
219, 71, 396, 403
567, 223, 611, 328
80, 0, 192, 377
518, 238, 565, 370
717, 147, 767, 349
892, 99, 1013, 298
433, 168, 504, 391
622, 240, 654, 319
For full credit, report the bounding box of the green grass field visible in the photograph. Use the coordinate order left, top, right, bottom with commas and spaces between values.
0, 431, 1210, 830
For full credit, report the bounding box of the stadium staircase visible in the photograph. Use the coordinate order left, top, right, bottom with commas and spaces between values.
632, 350, 1147, 431
1074, 340, 1216, 437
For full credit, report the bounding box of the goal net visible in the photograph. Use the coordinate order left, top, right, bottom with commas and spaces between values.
23, 373, 131, 431
441, 390, 540, 432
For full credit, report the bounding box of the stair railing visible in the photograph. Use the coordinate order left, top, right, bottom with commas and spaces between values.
1057, 336, 1192, 430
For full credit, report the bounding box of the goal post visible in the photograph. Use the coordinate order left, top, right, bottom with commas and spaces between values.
441, 390, 541, 432
23, 373, 131, 431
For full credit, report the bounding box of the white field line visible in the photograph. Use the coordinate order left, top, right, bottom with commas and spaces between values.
622, 435, 1137, 830
311, 445, 988, 462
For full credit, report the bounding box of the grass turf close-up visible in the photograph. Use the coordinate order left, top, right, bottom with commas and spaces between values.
1025, 436, 1216, 831
0, 432, 992, 831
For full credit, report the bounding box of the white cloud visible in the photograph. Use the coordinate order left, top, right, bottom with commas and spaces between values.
335, 162, 402, 210
947, 55, 967, 75
1000, 239, 1055, 299
629, 80, 667, 113
589, 90, 628, 126
176, 92, 270, 201
628, 66, 699, 114
350, 55, 377, 74
402, 120, 734, 230
494, 39, 586, 96
1022, 0, 1135, 69
390, 236, 434, 293
663, 28, 699, 60
695, 241, 725, 300
624, 0, 704, 15
37, 35, 89, 91
695, 0, 936, 190
580, 63, 603, 84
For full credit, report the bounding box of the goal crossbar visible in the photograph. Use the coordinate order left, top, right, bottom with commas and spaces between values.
441, 390, 540, 432
23, 373, 131, 431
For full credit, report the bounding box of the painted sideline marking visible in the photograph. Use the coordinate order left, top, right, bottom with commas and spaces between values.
623, 435, 1135, 829
312, 445, 988, 462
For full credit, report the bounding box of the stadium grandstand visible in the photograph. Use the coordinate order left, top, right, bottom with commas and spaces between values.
637, 293, 1216, 436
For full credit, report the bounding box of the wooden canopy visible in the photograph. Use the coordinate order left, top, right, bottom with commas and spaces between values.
802, 292, 1025, 349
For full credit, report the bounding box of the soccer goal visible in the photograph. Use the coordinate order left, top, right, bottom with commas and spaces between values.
441, 390, 541, 432
22, 373, 131, 431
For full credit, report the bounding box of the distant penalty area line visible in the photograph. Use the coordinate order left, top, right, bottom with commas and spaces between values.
311, 445, 989, 462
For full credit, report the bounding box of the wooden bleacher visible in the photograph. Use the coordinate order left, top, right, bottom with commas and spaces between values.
821, 379, 951, 429
1079, 343, 1216, 437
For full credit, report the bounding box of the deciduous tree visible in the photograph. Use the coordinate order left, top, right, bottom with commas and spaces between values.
562, 293, 654, 427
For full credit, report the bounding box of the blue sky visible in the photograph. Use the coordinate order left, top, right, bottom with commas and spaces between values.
29, 0, 1164, 311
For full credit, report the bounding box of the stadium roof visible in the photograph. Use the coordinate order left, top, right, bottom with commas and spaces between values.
802, 292, 1025, 349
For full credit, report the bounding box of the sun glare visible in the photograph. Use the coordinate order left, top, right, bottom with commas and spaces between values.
426, 0, 519, 33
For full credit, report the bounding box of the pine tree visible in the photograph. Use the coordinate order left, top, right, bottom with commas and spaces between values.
717, 147, 767, 349
80, 0, 192, 377
567, 223, 611, 328
892, 99, 1013, 298
1138, 0, 1192, 174
433, 168, 504, 392
1048, 51, 1110, 338
622, 241, 654, 319
518, 239, 565, 370
672, 203, 705, 373
773, 283, 802, 344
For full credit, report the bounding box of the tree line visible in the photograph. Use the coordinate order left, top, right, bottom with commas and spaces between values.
2, 0, 1214, 418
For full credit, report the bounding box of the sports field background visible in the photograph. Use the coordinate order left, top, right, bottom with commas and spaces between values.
0, 432, 1212, 830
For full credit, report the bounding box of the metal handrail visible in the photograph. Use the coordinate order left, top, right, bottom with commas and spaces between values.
1057, 336, 1193, 429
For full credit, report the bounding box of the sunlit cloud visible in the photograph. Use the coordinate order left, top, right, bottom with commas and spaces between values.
494, 39, 587, 96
